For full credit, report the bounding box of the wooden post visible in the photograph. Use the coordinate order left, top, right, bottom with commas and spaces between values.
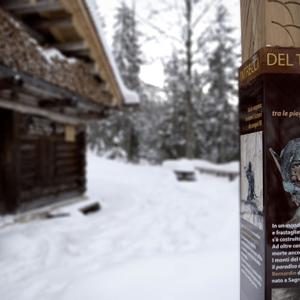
0, 109, 21, 213
240, 2, 300, 300
241, 0, 300, 62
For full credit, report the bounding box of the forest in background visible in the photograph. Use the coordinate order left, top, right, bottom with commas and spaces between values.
88, 0, 239, 164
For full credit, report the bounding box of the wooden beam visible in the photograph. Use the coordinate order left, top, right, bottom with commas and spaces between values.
38, 98, 75, 108
0, 64, 106, 114
0, 77, 22, 90
0, 77, 66, 102
60, 0, 124, 107
21, 81, 65, 100
240, 0, 300, 62
0, 0, 63, 15
29, 16, 72, 30
0, 66, 110, 121
54, 41, 87, 53
0, 98, 82, 125
2, 10, 46, 43
78, 111, 108, 119
71, 49, 90, 58
77, 90, 113, 107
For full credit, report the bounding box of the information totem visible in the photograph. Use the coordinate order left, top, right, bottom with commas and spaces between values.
240, 47, 300, 300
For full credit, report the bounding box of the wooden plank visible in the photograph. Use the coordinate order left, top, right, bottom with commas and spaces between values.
56, 151, 79, 160
195, 167, 239, 181
0, 77, 22, 90
240, 0, 300, 62
38, 98, 74, 108
53, 41, 88, 54
64, 125, 76, 142
56, 143, 78, 151
20, 162, 36, 173
20, 144, 35, 151
20, 152, 36, 161
60, 0, 123, 106
13, 112, 86, 211
0, 98, 83, 125
55, 166, 79, 176
54, 175, 84, 186
0, 64, 106, 116
21, 171, 36, 180
55, 161, 80, 170
18, 190, 82, 211
80, 202, 101, 215
29, 16, 72, 30
174, 170, 196, 182
4, 10, 46, 43
21, 83, 65, 101
11, 112, 21, 211
1, 0, 63, 15
0, 109, 11, 212
56, 183, 80, 193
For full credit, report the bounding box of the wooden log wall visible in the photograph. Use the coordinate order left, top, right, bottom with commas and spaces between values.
16, 113, 86, 211
240, 0, 300, 62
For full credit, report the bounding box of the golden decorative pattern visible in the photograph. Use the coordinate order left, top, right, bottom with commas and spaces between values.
240, 0, 300, 62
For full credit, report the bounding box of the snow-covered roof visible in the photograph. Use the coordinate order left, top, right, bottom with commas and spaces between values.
84, 0, 140, 106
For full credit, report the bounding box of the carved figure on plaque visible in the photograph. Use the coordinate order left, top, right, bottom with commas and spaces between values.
270, 138, 300, 206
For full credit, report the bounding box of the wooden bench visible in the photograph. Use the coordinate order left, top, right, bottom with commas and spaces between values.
174, 170, 196, 182
196, 167, 239, 181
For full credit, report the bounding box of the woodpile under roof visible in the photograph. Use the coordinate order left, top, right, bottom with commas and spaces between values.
0, 0, 139, 107
0, 7, 114, 107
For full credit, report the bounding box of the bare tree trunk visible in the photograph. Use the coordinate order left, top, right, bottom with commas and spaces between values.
185, 0, 194, 159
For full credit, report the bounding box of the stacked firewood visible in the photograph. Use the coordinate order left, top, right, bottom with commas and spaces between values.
0, 8, 113, 106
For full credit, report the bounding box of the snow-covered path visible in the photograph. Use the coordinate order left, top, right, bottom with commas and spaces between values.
0, 153, 239, 300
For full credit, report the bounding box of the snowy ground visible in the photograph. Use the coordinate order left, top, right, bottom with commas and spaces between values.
0, 152, 239, 300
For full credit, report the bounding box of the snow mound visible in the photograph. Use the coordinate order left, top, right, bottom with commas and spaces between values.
194, 160, 239, 173
163, 158, 239, 173
163, 159, 195, 172
0, 152, 239, 300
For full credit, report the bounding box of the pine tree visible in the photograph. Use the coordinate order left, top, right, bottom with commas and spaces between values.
88, 1, 239, 164
112, 1, 142, 161
89, 1, 143, 162
138, 89, 166, 163
113, 1, 142, 92
183, 0, 195, 159
158, 51, 208, 160
203, 4, 239, 163
192, 70, 208, 159
157, 52, 186, 159
154, 0, 213, 160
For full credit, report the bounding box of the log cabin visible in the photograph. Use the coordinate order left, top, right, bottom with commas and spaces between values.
0, 0, 138, 214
